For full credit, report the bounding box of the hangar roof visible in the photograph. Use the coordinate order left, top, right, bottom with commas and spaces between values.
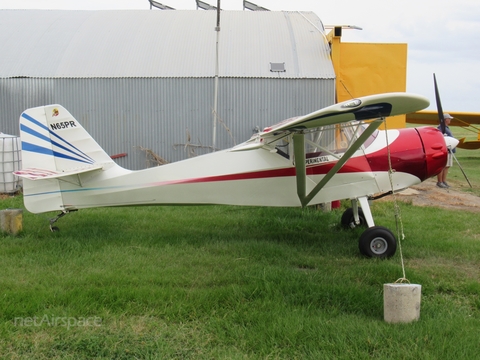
0, 9, 334, 79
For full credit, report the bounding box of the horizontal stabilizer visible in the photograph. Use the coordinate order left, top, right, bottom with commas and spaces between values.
14, 165, 103, 181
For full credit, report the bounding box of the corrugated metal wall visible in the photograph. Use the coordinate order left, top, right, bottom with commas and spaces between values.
0, 77, 334, 169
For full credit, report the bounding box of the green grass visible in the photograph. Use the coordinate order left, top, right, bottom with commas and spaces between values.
449, 150, 480, 197
1, 141, 479, 359
1, 192, 479, 359
446, 124, 480, 196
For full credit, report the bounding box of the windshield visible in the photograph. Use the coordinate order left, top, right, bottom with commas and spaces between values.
274, 121, 379, 160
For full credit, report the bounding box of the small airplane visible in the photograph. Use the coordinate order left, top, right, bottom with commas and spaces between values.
14, 92, 458, 258
406, 110, 480, 149
406, 75, 480, 150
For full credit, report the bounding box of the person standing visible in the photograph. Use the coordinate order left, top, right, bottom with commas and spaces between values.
437, 113, 455, 188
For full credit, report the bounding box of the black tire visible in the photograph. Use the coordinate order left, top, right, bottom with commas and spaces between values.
359, 226, 397, 258
341, 207, 366, 229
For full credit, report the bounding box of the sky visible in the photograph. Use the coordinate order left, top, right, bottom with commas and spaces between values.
1, 0, 479, 112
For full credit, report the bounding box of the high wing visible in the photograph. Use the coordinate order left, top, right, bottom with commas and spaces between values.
263, 92, 429, 133
406, 110, 480, 149
232, 92, 429, 152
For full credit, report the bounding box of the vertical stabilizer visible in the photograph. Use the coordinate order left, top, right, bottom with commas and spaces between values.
17, 105, 116, 213
20, 105, 114, 170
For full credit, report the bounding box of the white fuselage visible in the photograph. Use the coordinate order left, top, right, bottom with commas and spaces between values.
22, 131, 419, 213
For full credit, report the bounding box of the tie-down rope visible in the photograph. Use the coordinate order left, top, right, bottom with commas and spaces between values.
383, 120, 409, 283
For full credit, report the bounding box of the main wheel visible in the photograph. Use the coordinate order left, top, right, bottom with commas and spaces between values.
341, 208, 366, 229
359, 226, 397, 258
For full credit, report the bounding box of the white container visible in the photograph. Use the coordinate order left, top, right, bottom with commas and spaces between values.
384, 283, 422, 323
0, 134, 22, 193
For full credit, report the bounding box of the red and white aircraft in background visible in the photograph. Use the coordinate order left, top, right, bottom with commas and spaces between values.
14, 92, 458, 258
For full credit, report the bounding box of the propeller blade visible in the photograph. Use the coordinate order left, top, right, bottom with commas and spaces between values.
433, 75, 471, 187
434, 73, 446, 134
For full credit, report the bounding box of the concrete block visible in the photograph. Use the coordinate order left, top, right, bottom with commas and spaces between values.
384, 283, 421, 323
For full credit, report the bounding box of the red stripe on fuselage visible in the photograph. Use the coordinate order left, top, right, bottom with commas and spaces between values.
150, 127, 442, 187
150, 157, 372, 187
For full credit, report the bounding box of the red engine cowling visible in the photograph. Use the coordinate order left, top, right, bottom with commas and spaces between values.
366, 126, 447, 182
415, 126, 448, 180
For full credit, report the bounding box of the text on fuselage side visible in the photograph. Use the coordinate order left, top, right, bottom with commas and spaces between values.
306, 156, 329, 165
50, 121, 77, 131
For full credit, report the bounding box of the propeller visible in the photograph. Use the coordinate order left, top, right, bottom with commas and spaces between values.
433, 73, 472, 188
433, 73, 446, 134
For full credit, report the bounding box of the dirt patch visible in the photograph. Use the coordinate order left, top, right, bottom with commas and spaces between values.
0, 193, 16, 200
389, 178, 480, 213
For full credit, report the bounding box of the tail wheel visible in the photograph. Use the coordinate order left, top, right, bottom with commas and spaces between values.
359, 226, 397, 258
341, 208, 366, 229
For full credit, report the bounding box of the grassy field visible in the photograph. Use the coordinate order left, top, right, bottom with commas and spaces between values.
1, 144, 479, 359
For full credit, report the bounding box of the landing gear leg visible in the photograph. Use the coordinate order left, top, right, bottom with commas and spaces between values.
49, 210, 77, 232
357, 196, 375, 228
341, 196, 373, 228
341, 197, 397, 258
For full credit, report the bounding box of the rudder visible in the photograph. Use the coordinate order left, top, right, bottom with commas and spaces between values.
17, 105, 116, 213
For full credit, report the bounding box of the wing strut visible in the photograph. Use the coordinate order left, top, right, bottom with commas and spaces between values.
293, 119, 384, 207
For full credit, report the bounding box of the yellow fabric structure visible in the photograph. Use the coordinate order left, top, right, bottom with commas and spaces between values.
328, 29, 408, 129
